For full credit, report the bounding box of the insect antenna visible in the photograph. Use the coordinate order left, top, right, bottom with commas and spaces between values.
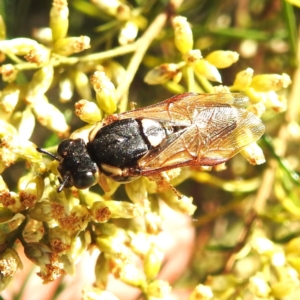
36, 147, 61, 161
57, 174, 70, 193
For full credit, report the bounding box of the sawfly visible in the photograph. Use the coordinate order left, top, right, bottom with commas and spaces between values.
37, 92, 265, 192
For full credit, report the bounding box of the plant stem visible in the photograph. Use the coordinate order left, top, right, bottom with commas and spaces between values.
116, 12, 170, 112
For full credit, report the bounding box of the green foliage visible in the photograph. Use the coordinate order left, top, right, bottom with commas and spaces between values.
0, 0, 299, 299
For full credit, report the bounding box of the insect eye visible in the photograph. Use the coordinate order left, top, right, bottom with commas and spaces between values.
72, 171, 99, 190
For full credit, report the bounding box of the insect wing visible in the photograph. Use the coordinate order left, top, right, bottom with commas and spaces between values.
118, 93, 265, 174
118, 92, 249, 124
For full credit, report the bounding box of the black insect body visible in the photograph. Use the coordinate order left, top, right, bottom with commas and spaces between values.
37, 93, 265, 192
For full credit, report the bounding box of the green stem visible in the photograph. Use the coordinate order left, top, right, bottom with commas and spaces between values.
281, 0, 297, 65
116, 12, 170, 111
262, 135, 300, 186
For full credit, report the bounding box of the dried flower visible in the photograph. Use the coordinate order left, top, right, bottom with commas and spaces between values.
24, 242, 65, 282
0, 249, 23, 292
144, 63, 182, 85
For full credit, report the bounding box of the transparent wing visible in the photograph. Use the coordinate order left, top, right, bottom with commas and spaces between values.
118, 92, 249, 125
137, 103, 264, 175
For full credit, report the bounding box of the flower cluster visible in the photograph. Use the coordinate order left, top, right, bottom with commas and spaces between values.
0, 0, 296, 299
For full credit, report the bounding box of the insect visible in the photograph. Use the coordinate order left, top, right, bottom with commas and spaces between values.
37, 92, 265, 192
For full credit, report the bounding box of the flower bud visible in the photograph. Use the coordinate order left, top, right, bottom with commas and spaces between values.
241, 142, 265, 165
26, 65, 54, 103
249, 273, 271, 297
29, 201, 54, 222
74, 70, 92, 100
1, 135, 41, 162
286, 255, 300, 275
194, 59, 222, 82
19, 175, 44, 208
160, 191, 196, 215
0, 207, 15, 222
246, 87, 265, 104
82, 286, 119, 300
59, 76, 74, 102
95, 224, 128, 254
66, 233, 90, 268
108, 200, 143, 218
15, 106, 35, 140
103, 60, 126, 87
144, 63, 182, 85
285, 237, 300, 255
0, 84, 20, 119
125, 177, 149, 204
206, 50, 239, 69
0, 119, 18, 138
250, 73, 291, 92
91, 71, 117, 114
95, 252, 110, 289
52, 36, 91, 56
144, 246, 164, 281
119, 21, 138, 45
0, 38, 39, 56
24, 242, 52, 265
189, 284, 213, 300
0, 142, 16, 171
145, 212, 162, 234
129, 232, 151, 256
32, 27, 53, 44
50, 0, 69, 42
119, 263, 146, 287
251, 237, 274, 255
232, 68, 254, 90
0, 15, 6, 40
145, 280, 172, 298
75, 99, 102, 124
91, 0, 131, 19
263, 91, 286, 112
0, 64, 18, 82
173, 16, 193, 54
271, 280, 297, 298
33, 95, 69, 136
247, 102, 265, 118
